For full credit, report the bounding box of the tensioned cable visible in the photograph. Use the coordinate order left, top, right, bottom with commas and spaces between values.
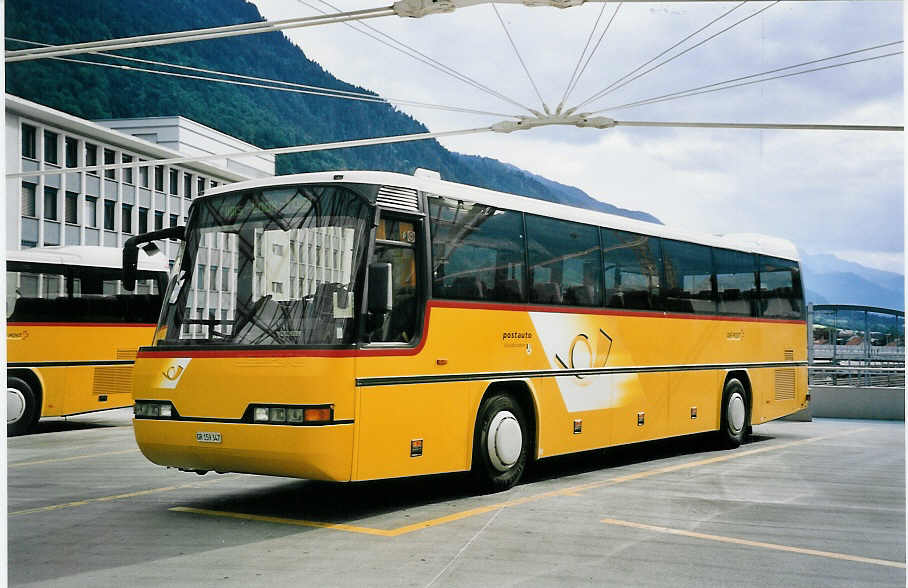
560, 2, 623, 109
491, 3, 549, 112
572, 0, 778, 112
592, 47, 903, 113
5, 6, 395, 63
613, 121, 902, 130
6, 37, 518, 118
51, 55, 518, 118
569, 0, 747, 112
300, 0, 537, 115
557, 2, 610, 111
6, 127, 495, 179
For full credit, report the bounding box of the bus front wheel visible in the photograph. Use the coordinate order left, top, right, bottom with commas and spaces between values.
8, 376, 39, 437
471, 394, 528, 493
719, 378, 749, 448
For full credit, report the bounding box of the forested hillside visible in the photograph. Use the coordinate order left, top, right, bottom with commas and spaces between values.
5, 0, 659, 223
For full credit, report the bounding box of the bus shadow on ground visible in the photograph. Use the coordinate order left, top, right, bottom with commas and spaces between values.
179, 432, 775, 528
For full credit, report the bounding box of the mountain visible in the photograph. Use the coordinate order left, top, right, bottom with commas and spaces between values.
801, 253, 904, 310
4, 0, 660, 225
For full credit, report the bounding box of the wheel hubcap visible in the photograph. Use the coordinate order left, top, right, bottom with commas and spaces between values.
727, 393, 746, 435
8, 387, 26, 424
487, 411, 522, 472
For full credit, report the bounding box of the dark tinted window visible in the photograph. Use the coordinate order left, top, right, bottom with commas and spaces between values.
713, 248, 758, 316
526, 215, 601, 306
7, 262, 164, 324
429, 195, 525, 302
44, 131, 58, 164
759, 256, 804, 319
65, 138, 78, 168
602, 228, 663, 310
21, 124, 36, 159
663, 239, 715, 314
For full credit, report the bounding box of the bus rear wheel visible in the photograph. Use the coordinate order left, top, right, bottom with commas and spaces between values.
471, 394, 529, 493
8, 376, 39, 437
719, 378, 749, 448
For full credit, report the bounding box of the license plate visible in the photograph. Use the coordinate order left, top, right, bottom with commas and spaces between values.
196, 431, 222, 444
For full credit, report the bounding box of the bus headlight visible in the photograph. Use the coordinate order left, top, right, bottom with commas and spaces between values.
135, 401, 177, 419
246, 404, 334, 425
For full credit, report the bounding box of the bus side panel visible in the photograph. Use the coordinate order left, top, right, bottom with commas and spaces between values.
352, 381, 473, 481
8, 324, 153, 417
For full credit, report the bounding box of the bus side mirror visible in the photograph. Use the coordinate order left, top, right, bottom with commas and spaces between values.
368, 263, 393, 315
123, 226, 185, 291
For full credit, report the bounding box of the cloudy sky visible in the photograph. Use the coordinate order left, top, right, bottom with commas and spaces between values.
251, 0, 903, 273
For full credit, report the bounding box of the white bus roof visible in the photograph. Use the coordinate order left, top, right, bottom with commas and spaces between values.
205, 170, 800, 261
7, 246, 170, 273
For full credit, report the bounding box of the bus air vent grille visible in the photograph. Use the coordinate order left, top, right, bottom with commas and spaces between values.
377, 186, 419, 211
774, 368, 796, 400
784, 349, 794, 361
93, 366, 134, 395
117, 348, 138, 361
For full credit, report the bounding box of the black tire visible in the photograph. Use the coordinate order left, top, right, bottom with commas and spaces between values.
719, 378, 749, 448
8, 376, 39, 437
471, 394, 529, 493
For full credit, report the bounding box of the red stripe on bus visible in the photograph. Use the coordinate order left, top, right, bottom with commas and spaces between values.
7, 322, 157, 327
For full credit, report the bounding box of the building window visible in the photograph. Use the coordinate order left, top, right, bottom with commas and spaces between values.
210, 266, 218, 291
139, 207, 149, 234
65, 192, 78, 224
43, 187, 58, 221
85, 196, 98, 228
169, 213, 178, 228
139, 165, 149, 188
21, 182, 37, 217
211, 181, 218, 188
122, 204, 133, 234
44, 131, 59, 164
154, 211, 164, 231
197, 176, 206, 196
222, 267, 229, 291
197, 265, 206, 289
104, 149, 116, 179
65, 137, 78, 168
154, 166, 164, 191
169, 169, 179, 195
21, 124, 36, 159
272, 243, 284, 256
271, 281, 283, 294
184, 174, 192, 199
85, 144, 98, 176
122, 154, 134, 184
103, 200, 116, 230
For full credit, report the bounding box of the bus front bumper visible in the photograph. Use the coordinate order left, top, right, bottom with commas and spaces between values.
133, 419, 354, 481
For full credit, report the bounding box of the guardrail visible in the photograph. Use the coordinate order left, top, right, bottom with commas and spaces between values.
808, 365, 905, 388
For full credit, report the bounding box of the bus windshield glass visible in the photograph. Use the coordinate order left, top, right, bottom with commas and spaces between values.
157, 184, 373, 347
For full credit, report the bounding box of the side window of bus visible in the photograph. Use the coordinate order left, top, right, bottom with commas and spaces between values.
602, 229, 664, 310
6, 269, 66, 321
429, 196, 525, 303
759, 256, 804, 319
368, 217, 420, 344
714, 248, 758, 317
662, 239, 716, 314
526, 215, 601, 306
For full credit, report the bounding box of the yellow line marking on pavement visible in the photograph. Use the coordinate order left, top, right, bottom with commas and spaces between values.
170, 427, 870, 536
170, 507, 397, 536
9, 448, 140, 467
600, 517, 906, 569
9, 476, 238, 517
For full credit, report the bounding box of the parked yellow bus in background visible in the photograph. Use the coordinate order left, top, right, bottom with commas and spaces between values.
7, 246, 169, 435
126, 171, 807, 491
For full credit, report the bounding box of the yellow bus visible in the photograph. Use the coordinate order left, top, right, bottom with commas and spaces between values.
126, 171, 807, 491
7, 246, 169, 435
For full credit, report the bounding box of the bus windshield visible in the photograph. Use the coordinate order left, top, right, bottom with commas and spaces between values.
157, 184, 373, 347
